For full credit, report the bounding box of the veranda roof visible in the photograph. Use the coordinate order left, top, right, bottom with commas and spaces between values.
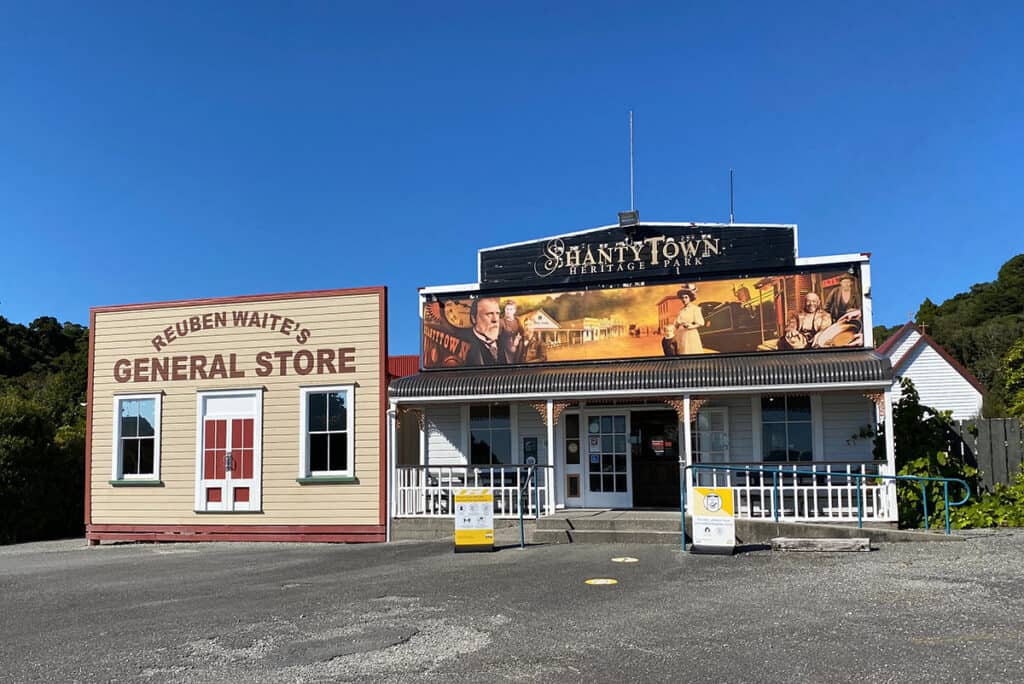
389, 350, 892, 401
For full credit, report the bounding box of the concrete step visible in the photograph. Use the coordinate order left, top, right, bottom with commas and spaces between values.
537, 516, 681, 532
533, 529, 683, 545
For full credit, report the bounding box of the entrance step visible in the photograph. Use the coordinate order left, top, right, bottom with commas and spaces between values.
533, 528, 682, 545
534, 510, 681, 544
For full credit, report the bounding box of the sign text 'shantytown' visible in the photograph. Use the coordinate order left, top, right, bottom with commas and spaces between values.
534, 235, 722, 278
478, 224, 796, 289
113, 310, 355, 382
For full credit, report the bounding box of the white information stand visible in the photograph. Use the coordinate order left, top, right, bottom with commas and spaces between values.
691, 487, 736, 555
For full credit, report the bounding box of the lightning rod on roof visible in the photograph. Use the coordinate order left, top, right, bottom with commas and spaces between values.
729, 169, 735, 224
629, 110, 636, 212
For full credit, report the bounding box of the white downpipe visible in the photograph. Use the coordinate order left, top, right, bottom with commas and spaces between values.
386, 402, 397, 542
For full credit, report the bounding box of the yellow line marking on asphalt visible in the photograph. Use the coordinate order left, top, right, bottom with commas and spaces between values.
611, 556, 639, 563
585, 578, 619, 585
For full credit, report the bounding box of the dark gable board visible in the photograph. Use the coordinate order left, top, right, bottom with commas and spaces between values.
479, 224, 796, 290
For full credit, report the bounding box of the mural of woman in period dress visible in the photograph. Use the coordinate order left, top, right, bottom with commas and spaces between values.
672, 285, 705, 355
420, 268, 866, 368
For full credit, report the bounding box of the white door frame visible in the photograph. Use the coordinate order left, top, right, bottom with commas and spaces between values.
194, 388, 263, 512
579, 409, 632, 509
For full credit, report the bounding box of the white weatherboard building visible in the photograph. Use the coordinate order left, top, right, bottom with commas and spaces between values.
878, 323, 985, 420
387, 219, 900, 525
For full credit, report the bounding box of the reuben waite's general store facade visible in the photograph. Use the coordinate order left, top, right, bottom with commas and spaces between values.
85, 287, 387, 544
388, 220, 899, 524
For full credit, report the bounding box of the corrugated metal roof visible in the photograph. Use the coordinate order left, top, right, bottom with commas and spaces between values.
389, 350, 892, 400
387, 355, 420, 379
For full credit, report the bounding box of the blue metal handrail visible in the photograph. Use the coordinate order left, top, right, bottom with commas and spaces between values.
678, 463, 971, 552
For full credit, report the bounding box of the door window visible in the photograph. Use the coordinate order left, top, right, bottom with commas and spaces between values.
587, 415, 628, 493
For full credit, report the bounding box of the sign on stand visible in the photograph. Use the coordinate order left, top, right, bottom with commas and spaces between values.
691, 487, 736, 555
454, 488, 494, 553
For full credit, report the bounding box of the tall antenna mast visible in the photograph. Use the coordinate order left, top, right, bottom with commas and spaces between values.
629, 110, 636, 211
729, 169, 735, 224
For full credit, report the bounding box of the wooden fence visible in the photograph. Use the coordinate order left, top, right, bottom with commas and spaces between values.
947, 418, 1024, 492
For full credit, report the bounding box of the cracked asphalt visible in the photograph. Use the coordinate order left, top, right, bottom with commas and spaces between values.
1, 530, 1023, 682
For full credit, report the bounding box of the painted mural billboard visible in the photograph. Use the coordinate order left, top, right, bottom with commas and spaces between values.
421, 267, 864, 369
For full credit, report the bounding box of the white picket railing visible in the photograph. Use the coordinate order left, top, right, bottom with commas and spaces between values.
395, 465, 555, 518
690, 461, 896, 522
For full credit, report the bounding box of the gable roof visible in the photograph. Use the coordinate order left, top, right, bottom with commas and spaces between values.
878, 323, 985, 394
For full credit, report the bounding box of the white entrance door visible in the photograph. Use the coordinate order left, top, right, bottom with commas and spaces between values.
196, 390, 262, 512
583, 413, 632, 508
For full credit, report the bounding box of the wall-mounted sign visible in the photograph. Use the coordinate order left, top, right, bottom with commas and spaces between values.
478, 224, 795, 289
421, 266, 863, 369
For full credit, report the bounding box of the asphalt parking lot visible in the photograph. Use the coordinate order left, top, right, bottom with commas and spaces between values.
2, 531, 1023, 683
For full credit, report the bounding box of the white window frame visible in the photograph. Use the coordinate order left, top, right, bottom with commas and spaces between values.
112, 393, 162, 481
299, 384, 356, 478
759, 394, 815, 463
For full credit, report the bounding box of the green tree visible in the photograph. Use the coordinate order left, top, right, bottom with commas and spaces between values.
1003, 335, 1024, 418
876, 378, 978, 528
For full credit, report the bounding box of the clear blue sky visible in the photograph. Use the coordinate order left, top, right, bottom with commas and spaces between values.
2, 2, 1021, 355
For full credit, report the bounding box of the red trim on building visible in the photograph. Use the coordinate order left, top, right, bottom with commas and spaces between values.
90, 285, 386, 314
387, 355, 419, 380
378, 289, 389, 529
879, 322, 986, 394
890, 326, 986, 394
86, 524, 385, 544
84, 309, 97, 540
875, 322, 914, 356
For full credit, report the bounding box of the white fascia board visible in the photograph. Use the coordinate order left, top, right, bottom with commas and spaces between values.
795, 253, 871, 267
392, 379, 892, 405
419, 283, 480, 295
478, 222, 798, 253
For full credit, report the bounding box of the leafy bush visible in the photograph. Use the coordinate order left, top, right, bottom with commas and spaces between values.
951, 465, 1024, 528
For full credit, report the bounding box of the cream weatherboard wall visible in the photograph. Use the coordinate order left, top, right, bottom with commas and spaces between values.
87, 289, 386, 543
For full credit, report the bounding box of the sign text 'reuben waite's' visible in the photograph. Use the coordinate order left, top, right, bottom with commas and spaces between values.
112, 309, 355, 382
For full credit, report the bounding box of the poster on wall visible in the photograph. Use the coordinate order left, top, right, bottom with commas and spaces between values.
421, 267, 864, 369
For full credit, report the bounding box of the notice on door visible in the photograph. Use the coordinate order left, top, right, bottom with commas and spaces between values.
454, 488, 494, 553
691, 487, 736, 555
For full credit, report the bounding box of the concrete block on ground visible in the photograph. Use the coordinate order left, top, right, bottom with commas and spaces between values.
771, 537, 871, 552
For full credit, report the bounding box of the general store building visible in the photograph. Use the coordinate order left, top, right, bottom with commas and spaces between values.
85, 287, 388, 544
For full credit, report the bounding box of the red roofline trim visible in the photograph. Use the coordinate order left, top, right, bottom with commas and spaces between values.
876, 322, 915, 356
890, 324, 986, 394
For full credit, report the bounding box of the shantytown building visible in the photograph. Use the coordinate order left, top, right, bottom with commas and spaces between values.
388, 219, 898, 525
86, 218, 899, 544
85, 287, 387, 544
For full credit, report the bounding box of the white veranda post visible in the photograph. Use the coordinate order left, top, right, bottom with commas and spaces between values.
682, 395, 693, 514
883, 389, 897, 519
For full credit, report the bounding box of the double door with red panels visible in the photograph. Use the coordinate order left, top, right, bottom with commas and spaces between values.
199, 415, 258, 512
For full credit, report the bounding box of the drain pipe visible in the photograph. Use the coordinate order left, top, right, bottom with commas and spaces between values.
386, 401, 397, 543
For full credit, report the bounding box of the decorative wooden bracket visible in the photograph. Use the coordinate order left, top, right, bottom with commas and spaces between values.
660, 397, 707, 423
862, 392, 886, 420
528, 401, 573, 427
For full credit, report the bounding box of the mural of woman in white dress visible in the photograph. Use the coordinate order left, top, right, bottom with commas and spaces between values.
673, 285, 705, 355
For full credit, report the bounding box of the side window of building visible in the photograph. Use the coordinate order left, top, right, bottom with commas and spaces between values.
761, 395, 812, 462
469, 404, 511, 465
300, 386, 354, 479
113, 394, 162, 481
